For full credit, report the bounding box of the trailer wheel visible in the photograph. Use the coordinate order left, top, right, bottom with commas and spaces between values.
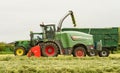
87, 49, 97, 56
14, 47, 26, 56
73, 46, 86, 57
98, 48, 110, 57
42, 42, 58, 57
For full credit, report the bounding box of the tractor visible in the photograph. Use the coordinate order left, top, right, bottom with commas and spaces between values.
14, 10, 95, 57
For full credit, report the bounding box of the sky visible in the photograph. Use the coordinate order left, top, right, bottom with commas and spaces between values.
0, 0, 120, 43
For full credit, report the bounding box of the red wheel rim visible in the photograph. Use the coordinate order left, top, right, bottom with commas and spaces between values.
45, 45, 55, 56
76, 50, 84, 57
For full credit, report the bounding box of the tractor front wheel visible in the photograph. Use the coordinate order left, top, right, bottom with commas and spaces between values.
73, 46, 86, 57
41, 42, 58, 57
14, 47, 26, 56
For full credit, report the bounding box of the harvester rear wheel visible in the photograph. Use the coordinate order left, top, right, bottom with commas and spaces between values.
42, 42, 58, 57
14, 47, 26, 56
73, 46, 86, 57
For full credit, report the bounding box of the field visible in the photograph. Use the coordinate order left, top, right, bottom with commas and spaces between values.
0, 54, 120, 73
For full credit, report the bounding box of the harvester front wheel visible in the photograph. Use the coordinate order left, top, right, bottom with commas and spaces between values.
42, 42, 58, 57
14, 47, 26, 56
73, 46, 86, 57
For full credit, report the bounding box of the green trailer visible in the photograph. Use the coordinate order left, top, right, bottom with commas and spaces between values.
62, 27, 120, 54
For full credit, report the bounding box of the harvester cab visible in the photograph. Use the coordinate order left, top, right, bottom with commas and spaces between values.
40, 24, 56, 40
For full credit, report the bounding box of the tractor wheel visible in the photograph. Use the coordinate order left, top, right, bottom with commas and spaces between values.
14, 47, 26, 56
41, 42, 58, 57
73, 46, 86, 57
98, 48, 110, 57
87, 49, 98, 57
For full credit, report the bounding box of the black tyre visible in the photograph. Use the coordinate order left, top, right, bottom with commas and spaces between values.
98, 48, 110, 57
41, 42, 59, 57
14, 47, 26, 56
73, 46, 86, 57
38, 43, 44, 56
87, 49, 98, 57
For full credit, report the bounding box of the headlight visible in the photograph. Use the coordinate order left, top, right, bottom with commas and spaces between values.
71, 36, 80, 41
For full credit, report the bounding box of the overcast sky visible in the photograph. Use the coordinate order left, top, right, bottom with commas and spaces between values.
0, 0, 120, 43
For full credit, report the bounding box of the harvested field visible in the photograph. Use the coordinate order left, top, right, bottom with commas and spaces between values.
0, 54, 120, 73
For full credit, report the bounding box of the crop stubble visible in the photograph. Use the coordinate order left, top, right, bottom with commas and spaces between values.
0, 54, 120, 73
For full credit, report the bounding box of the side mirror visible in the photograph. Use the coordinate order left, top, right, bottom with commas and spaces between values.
40, 22, 45, 27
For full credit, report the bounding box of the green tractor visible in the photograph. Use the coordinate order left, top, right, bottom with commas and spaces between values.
14, 10, 95, 57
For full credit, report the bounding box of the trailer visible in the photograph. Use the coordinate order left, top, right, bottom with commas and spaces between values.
62, 27, 120, 55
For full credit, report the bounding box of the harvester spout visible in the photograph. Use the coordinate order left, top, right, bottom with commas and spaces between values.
57, 10, 76, 32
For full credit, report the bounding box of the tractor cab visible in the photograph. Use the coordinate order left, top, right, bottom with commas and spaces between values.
40, 24, 56, 40
30, 32, 43, 46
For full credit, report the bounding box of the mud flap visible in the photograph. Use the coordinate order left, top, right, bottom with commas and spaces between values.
27, 45, 41, 57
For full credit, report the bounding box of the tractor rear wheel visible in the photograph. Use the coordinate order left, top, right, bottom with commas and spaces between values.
14, 47, 26, 56
73, 46, 86, 57
41, 42, 59, 57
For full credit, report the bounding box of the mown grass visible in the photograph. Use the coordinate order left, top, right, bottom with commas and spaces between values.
0, 54, 120, 73
0, 51, 13, 54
